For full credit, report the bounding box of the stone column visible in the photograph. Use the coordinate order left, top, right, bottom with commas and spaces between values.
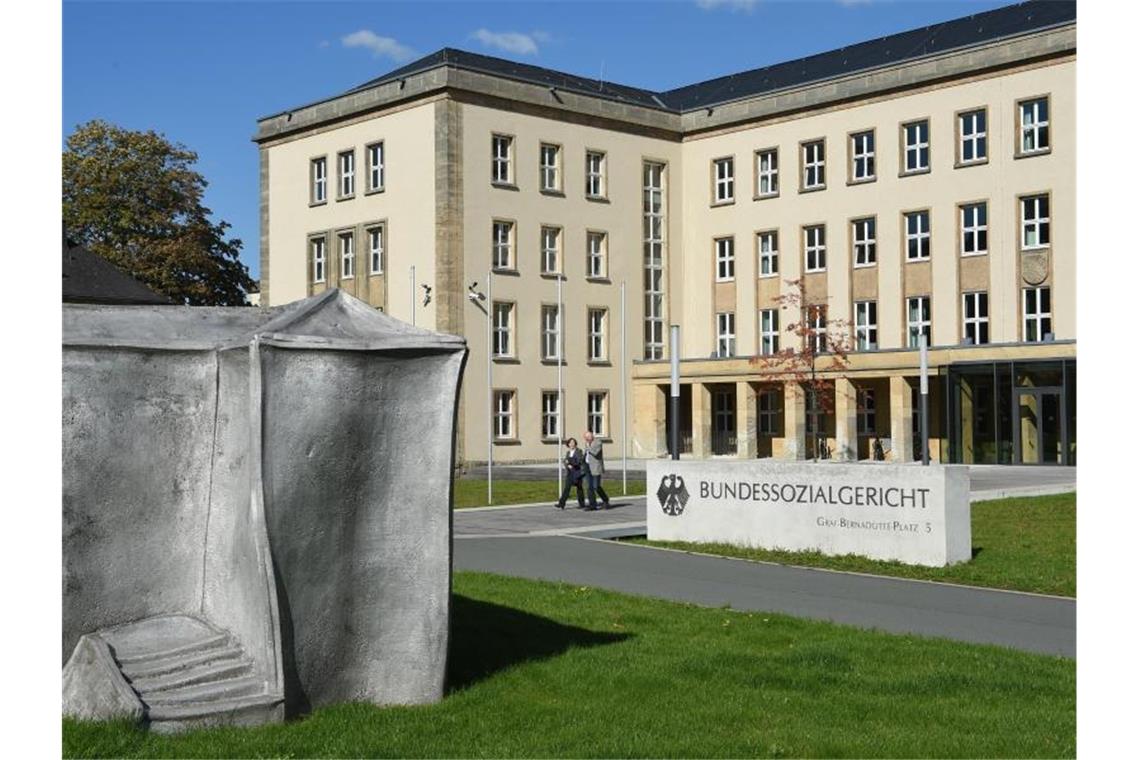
890, 375, 914, 463
736, 381, 758, 459
834, 377, 859, 462
692, 383, 712, 458
783, 382, 806, 461
632, 383, 666, 458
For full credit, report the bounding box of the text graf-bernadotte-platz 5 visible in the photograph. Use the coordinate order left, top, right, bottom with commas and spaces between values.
647, 461, 971, 567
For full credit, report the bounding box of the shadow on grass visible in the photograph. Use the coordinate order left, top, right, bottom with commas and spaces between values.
447, 594, 630, 693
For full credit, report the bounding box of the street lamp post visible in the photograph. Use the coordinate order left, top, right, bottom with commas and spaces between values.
669, 325, 680, 461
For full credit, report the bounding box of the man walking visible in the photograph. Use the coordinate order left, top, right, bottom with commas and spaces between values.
583, 430, 610, 510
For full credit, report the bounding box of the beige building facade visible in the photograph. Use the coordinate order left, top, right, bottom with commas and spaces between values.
256, 1, 1076, 466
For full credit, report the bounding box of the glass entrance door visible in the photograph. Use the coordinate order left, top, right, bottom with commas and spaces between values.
1016, 389, 1064, 464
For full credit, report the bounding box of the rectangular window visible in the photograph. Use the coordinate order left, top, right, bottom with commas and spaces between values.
492, 220, 514, 271
367, 224, 384, 274
540, 226, 562, 274
855, 300, 878, 351
760, 309, 779, 355
310, 157, 327, 204
492, 302, 513, 357
585, 150, 606, 198
1019, 97, 1050, 155
1024, 287, 1052, 342
493, 390, 515, 439
758, 389, 779, 435
540, 142, 561, 192
588, 308, 608, 362
756, 148, 778, 197
587, 231, 607, 279
716, 312, 736, 358
802, 140, 825, 190
757, 231, 778, 277
907, 296, 931, 348
963, 291, 989, 345
492, 134, 513, 184
959, 109, 987, 164
713, 157, 734, 203
338, 150, 355, 197
851, 130, 875, 181
857, 389, 876, 435
1021, 194, 1050, 249
310, 236, 326, 283
541, 304, 560, 361
803, 224, 826, 273
808, 305, 827, 354
338, 231, 354, 279
643, 162, 666, 360
587, 391, 608, 436
905, 210, 931, 261
902, 120, 930, 174
542, 391, 560, 440
852, 217, 876, 267
961, 202, 988, 255
366, 141, 384, 192
715, 237, 735, 282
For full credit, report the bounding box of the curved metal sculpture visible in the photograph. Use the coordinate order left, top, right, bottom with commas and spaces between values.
62, 290, 466, 732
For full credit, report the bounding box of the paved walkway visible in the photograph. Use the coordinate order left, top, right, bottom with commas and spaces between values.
454, 465, 1075, 657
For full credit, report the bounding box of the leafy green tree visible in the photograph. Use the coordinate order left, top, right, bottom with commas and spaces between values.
63, 119, 254, 305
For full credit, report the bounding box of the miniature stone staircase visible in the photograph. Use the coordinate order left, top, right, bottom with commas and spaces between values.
92, 615, 281, 733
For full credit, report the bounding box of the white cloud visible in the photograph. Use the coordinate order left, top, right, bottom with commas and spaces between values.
695, 0, 760, 12
341, 30, 415, 62
470, 29, 546, 56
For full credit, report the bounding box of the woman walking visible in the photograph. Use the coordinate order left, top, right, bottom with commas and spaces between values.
555, 437, 587, 510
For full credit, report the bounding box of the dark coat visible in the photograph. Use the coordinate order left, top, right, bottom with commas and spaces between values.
564, 448, 586, 483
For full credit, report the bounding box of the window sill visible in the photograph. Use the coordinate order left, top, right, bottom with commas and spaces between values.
1020, 246, 1051, 254
853, 262, 877, 269
753, 192, 780, 201
847, 177, 877, 186
954, 158, 989, 169
758, 272, 780, 279
492, 182, 519, 191
905, 257, 931, 264
799, 185, 826, 194
336, 195, 355, 202
340, 275, 355, 281
493, 438, 522, 446
715, 278, 735, 284
587, 360, 612, 367
960, 251, 988, 258
309, 200, 328, 208
540, 272, 566, 281
369, 271, 384, 277
804, 268, 827, 275
540, 189, 565, 198
540, 359, 567, 366
710, 199, 736, 208
492, 357, 520, 365
586, 195, 610, 204
364, 187, 386, 196
492, 268, 520, 277
898, 169, 931, 178
1014, 148, 1052, 160
585, 276, 611, 284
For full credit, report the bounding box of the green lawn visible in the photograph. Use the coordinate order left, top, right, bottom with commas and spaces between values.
65, 571, 1075, 758
453, 478, 646, 509
631, 492, 1075, 597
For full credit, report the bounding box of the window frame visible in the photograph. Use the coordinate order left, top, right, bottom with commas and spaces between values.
800, 138, 826, 192
585, 149, 607, 200
366, 222, 385, 275
754, 147, 779, 199
491, 133, 515, 187
848, 128, 876, 184
857, 388, 876, 436
955, 107, 988, 167
900, 118, 931, 176
906, 295, 932, 349
756, 229, 779, 278
803, 224, 827, 273
903, 209, 932, 262
807, 304, 828, 355
1023, 286, 1053, 343
539, 141, 563, 194
854, 300, 878, 351
310, 156, 328, 205
541, 390, 561, 441
337, 149, 356, 199
643, 161, 667, 360
1016, 94, 1051, 158
337, 229, 355, 280
759, 308, 779, 356
712, 156, 735, 205
491, 301, 516, 359
758, 388, 780, 436
309, 234, 327, 285
716, 311, 736, 358
586, 230, 608, 280
587, 391, 609, 438
493, 389, 517, 441
540, 303, 561, 363
587, 307, 609, 363
962, 291, 990, 346
714, 236, 735, 282
1019, 192, 1051, 251
540, 224, 563, 276
851, 216, 877, 268
491, 218, 516, 273
959, 201, 988, 257
365, 140, 385, 194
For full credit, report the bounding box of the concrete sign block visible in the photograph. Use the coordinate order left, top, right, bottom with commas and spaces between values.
647, 460, 970, 567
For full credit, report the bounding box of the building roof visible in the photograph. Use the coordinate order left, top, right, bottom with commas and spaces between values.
62, 234, 172, 306
331, 0, 1074, 116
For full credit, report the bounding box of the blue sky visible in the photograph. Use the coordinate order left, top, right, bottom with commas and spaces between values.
63, 0, 1011, 281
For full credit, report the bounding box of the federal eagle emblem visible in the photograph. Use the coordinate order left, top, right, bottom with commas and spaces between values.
656, 474, 689, 516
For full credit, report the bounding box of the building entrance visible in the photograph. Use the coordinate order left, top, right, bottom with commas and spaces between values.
1016, 388, 1064, 465
711, 386, 736, 456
